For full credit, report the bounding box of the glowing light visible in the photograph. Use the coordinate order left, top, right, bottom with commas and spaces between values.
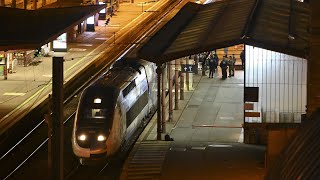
94, 98, 102, 104
97, 135, 106, 141
78, 134, 86, 141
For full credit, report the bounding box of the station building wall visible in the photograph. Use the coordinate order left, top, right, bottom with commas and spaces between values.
245, 45, 307, 123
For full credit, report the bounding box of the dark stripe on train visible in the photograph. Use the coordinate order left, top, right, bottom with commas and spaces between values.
126, 90, 148, 128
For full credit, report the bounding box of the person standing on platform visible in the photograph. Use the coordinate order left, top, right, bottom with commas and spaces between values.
220, 55, 228, 79
228, 55, 235, 77
240, 50, 245, 70
208, 54, 216, 78
213, 53, 219, 73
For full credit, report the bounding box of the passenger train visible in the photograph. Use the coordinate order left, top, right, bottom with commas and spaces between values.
72, 58, 157, 164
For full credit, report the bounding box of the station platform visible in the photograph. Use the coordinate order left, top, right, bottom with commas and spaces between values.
120, 69, 266, 180
0, 0, 158, 135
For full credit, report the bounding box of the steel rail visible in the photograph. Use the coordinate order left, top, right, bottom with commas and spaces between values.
3, 111, 76, 180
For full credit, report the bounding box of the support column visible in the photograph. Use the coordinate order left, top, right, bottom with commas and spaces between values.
11, 0, 16, 8
161, 64, 166, 133
33, 0, 37, 10
168, 61, 173, 122
180, 59, 184, 100
3, 52, 7, 80
186, 57, 190, 91
52, 57, 64, 180
0, 0, 4, 6
202, 54, 206, 76
175, 59, 179, 109
307, 0, 320, 116
23, 0, 27, 9
194, 54, 198, 75
42, 0, 46, 7
156, 64, 162, 140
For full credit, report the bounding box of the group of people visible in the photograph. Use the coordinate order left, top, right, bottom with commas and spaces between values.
199, 51, 237, 79
219, 54, 236, 79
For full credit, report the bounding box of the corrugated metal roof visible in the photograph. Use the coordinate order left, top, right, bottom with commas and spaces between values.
138, 0, 309, 64
246, 0, 309, 57
0, 5, 105, 51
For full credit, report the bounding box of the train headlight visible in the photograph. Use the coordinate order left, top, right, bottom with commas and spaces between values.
78, 134, 87, 141
97, 135, 106, 141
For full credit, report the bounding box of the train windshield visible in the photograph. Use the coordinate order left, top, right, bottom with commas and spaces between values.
77, 86, 118, 130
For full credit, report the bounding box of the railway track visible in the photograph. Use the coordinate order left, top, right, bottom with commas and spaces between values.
0, 0, 187, 179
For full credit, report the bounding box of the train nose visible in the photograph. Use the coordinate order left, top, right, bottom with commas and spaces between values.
76, 132, 108, 149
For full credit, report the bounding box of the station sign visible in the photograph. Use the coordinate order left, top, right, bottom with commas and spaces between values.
181, 64, 197, 73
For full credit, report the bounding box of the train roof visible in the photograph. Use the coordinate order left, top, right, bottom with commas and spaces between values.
92, 58, 150, 89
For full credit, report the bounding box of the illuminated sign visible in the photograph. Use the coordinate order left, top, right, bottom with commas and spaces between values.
53, 33, 67, 51
181, 64, 197, 73
87, 16, 95, 25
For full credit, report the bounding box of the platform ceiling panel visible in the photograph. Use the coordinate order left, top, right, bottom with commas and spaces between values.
138, 0, 309, 64
205, 0, 254, 48
247, 0, 309, 57
165, 2, 225, 55
0, 5, 105, 50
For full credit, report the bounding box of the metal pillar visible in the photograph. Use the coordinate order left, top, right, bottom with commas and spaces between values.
186, 57, 190, 91
3, 52, 7, 80
52, 57, 64, 180
180, 59, 184, 100
194, 54, 198, 75
161, 64, 166, 133
156, 64, 162, 140
175, 59, 179, 109
307, 0, 320, 116
168, 61, 173, 122
243, 46, 246, 125
11, 0, 16, 8
202, 54, 206, 76
23, 0, 27, 9
33, 0, 37, 9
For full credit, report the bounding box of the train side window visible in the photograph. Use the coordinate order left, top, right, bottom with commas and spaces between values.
123, 80, 136, 97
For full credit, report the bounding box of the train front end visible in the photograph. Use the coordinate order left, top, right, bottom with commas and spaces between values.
72, 86, 118, 164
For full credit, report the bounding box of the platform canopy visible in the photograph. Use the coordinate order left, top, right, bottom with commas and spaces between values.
138, 0, 309, 64
0, 5, 105, 51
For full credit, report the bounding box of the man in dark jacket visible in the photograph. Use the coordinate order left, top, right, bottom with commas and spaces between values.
220, 55, 228, 79
208, 56, 216, 78
228, 55, 236, 77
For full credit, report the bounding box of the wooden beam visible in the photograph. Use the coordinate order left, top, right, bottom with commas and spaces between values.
245, 112, 260, 117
